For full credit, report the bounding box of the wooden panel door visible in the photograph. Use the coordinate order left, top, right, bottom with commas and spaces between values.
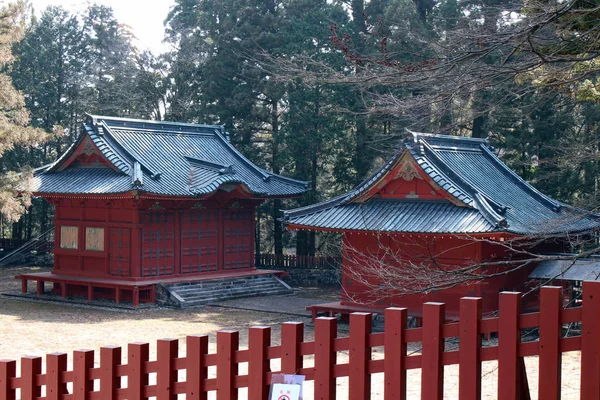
180, 210, 219, 273
109, 227, 130, 276
142, 212, 175, 277
223, 209, 254, 270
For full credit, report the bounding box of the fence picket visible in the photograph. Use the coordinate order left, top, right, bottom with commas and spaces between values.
74, 349, 94, 400
539, 287, 562, 400
100, 346, 121, 400
186, 335, 208, 400
384, 308, 407, 400
128, 342, 149, 400
157, 339, 178, 400
459, 297, 482, 400
349, 313, 371, 400
281, 322, 303, 374
315, 317, 337, 400
581, 281, 600, 400
0, 360, 16, 400
421, 303, 444, 400
498, 292, 522, 400
249, 327, 271, 400
47, 353, 68, 400
217, 331, 238, 400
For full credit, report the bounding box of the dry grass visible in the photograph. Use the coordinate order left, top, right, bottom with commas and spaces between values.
0, 266, 583, 399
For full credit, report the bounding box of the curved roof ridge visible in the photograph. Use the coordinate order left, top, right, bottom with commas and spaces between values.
87, 113, 224, 132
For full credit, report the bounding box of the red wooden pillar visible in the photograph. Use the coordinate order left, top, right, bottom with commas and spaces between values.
498, 292, 522, 400
128, 342, 149, 400
21, 356, 42, 400
217, 210, 224, 271
349, 313, 371, 400
0, 359, 16, 400
61, 282, 67, 298
421, 302, 444, 400
538, 286, 562, 400
314, 317, 337, 400
21, 279, 27, 294
174, 210, 181, 275
115, 288, 121, 304
459, 297, 482, 400
36, 281, 44, 295
581, 281, 600, 400
100, 346, 121, 399
87, 284, 93, 301
74, 349, 94, 400
131, 208, 143, 278
186, 335, 209, 400
281, 322, 303, 374
249, 326, 271, 400
47, 353, 68, 400
384, 308, 407, 400
133, 286, 140, 307
157, 338, 178, 400
217, 330, 239, 399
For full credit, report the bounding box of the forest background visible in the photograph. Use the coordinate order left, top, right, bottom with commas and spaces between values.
3, 0, 600, 257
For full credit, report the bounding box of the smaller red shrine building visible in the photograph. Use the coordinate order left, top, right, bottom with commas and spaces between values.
19, 115, 307, 305
283, 132, 600, 318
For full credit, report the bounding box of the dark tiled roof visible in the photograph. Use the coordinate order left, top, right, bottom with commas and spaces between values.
284, 131, 600, 235
529, 258, 600, 281
33, 115, 308, 198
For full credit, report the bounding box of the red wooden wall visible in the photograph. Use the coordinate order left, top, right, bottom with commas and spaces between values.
49, 196, 257, 281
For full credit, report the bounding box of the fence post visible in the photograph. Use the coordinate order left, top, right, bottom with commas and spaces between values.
459, 297, 482, 400
384, 308, 407, 400
421, 302, 445, 400
314, 317, 337, 400
350, 313, 372, 400
157, 339, 178, 400
498, 292, 522, 400
538, 286, 562, 400
581, 281, 600, 400
217, 330, 239, 400
100, 346, 121, 400
73, 349, 94, 400
249, 326, 271, 400
128, 342, 149, 400
186, 335, 208, 400
47, 352, 68, 400
281, 322, 303, 374
20, 356, 42, 400
0, 359, 16, 400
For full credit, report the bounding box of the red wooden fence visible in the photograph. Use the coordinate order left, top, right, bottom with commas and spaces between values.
2, 283, 600, 399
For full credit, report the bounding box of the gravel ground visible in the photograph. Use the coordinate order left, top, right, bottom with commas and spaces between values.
0, 266, 582, 399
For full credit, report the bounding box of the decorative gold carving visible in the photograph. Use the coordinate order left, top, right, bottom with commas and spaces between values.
395, 161, 423, 181
149, 202, 165, 210
229, 201, 243, 209
191, 202, 205, 210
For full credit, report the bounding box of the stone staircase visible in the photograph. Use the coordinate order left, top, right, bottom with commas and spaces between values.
158, 274, 294, 308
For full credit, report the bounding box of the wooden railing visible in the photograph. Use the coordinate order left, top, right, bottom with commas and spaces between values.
2, 283, 599, 399
256, 253, 342, 269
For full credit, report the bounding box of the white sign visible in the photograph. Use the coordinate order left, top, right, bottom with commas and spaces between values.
269, 374, 304, 400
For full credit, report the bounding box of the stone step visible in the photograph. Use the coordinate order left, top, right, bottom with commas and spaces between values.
178, 287, 291, 302
175, 282, 281, 295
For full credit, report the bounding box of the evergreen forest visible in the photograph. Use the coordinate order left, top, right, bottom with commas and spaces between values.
3, 0, 600, 256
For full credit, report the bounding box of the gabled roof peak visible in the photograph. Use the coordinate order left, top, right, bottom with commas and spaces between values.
406, 129, 489, 151
86, 114, 227, 137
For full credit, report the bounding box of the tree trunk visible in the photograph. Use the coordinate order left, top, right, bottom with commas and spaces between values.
271, 99, 283, 256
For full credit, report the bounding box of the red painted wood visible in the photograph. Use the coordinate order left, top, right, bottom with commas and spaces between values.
87, 284, 93, 301
421, 303, 444, 400
498, 292, 521, 400
281, 322, 303, 374
539, 287, 562, 400
100, 346, 121, 399
21, 279, 27, 294
187, 335, 209, 400
20, 356, 41, 400
36, 280, 43, 295
581, 281, 600, 400
47, 353, 68, 400
74, 349, 94, 400
157, 339, 178, 400
384, 308, 407, 400
217, 330, 239, 399
248, 326, 271, 400
180, 210, 219, 274
223, 210, 254, 271
0, 359, 16, 400
128, 342, 149, 400
349, 313, 371, 400
459, 297, 482, 400
314, 317, 337, 400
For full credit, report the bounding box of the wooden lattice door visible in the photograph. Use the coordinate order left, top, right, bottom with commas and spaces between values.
142, 212, 175, 277
180, 210, 219, 273
223, 209, 254, 270
109, 227, 130, 276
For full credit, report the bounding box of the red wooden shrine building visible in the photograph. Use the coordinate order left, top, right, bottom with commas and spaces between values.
19, 115, 307, 305
283, 132, 600, 319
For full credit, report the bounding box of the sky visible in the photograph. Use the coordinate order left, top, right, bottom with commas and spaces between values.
29, 0, 176, 54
